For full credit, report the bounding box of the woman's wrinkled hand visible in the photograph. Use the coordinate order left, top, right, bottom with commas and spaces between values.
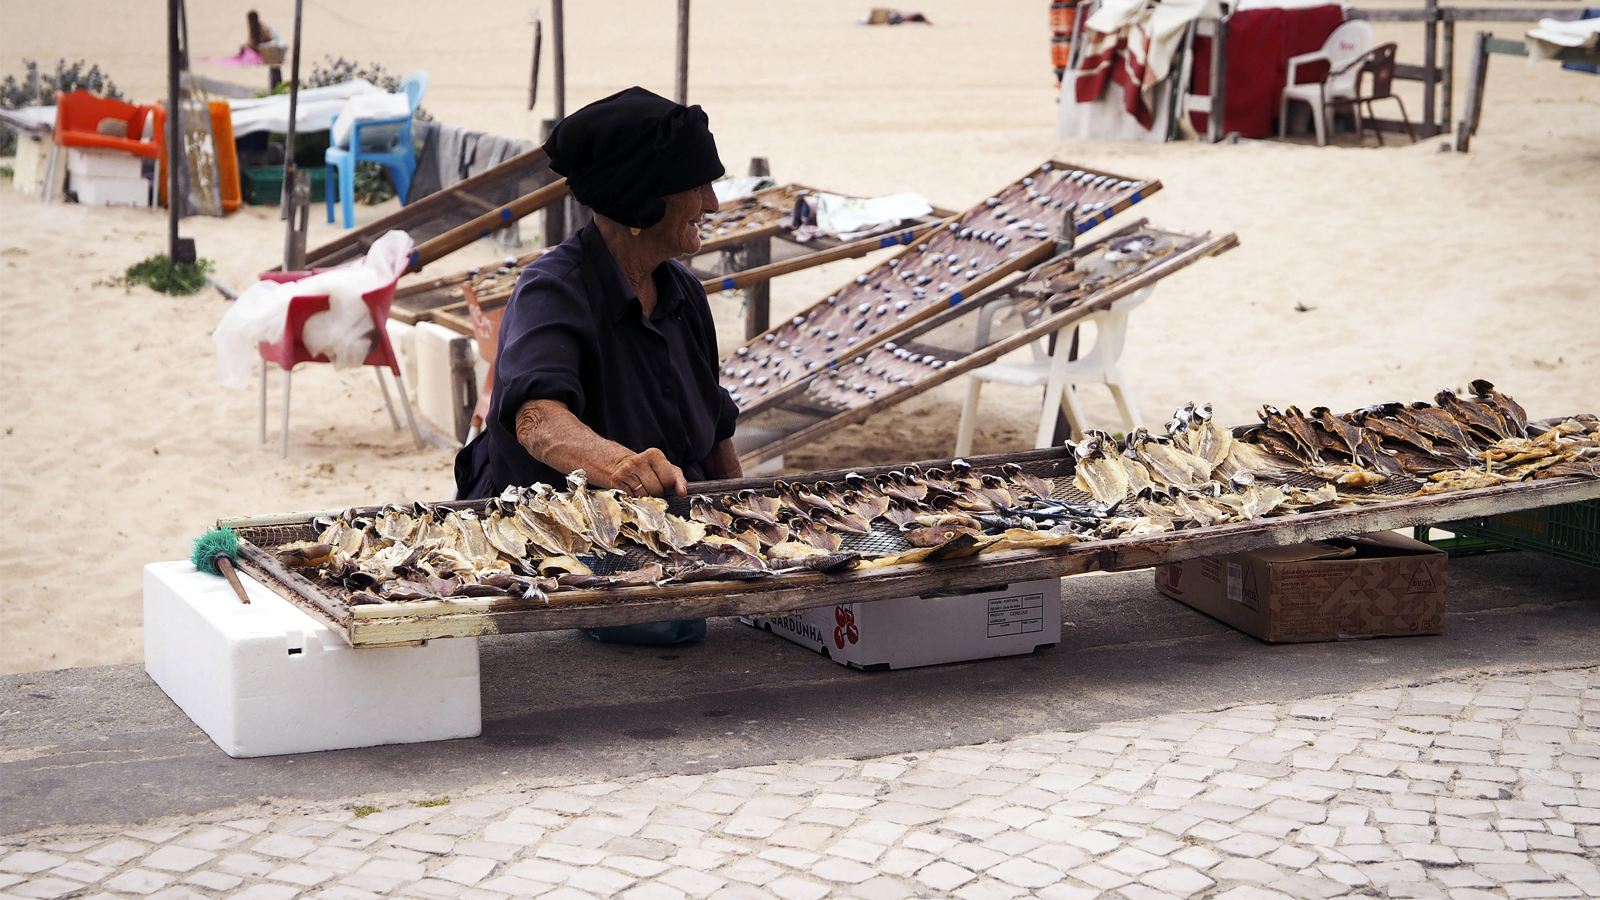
605, 447, 687, 498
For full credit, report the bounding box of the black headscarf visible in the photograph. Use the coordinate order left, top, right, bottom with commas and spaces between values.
543, 86, 725, 230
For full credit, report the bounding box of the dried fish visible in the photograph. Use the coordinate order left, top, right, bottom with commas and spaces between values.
1000, 462, 1055, 501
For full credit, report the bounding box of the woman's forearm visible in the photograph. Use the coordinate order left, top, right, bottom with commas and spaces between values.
514, 399, 687, 496
701, 438, 743, 481
515, 400, 630, 480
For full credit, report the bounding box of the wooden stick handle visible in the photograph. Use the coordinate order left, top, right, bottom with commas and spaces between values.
406, 179, 571, 273
701, 219, 951, 296
214, 555, 252, 605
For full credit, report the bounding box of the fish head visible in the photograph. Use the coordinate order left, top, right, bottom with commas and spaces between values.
951, 459, 974, 478
566, 469, 589, 492
1469, 379, 1495, 398
1000, 462, 1024, 478
1196, 403, 1213, 423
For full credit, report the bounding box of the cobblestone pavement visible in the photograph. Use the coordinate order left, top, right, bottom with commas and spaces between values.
4, 666, 1597, 900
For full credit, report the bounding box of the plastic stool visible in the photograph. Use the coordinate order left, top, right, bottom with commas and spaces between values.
954, 285, 1151, 455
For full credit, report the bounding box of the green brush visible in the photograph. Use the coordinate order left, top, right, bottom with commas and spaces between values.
191, 527, 251, 605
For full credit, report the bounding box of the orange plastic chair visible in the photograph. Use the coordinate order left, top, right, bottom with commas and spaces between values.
47, 90, 165, 202
256, 270, 423, 458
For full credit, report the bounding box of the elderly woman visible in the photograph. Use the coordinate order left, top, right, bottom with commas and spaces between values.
453, 87, 741, 643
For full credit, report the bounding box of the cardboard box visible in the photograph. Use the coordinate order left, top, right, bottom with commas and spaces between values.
1154, 532, 1446, 642
745, 578, 1061, 670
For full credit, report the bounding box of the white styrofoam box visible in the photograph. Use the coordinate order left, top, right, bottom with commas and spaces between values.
143, 561, 480, 758
413, 321, 469, 440
384, 319, 417, 390
11, 135, 50, 194
66, 147, 143, 179
745, 578, 1061, 670
73, 174, 149, 208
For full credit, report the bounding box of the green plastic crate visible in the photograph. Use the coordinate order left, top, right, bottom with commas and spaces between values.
240, 166, 327, 206
1439, 498, 1600, 569
1409, 526, 1505, 557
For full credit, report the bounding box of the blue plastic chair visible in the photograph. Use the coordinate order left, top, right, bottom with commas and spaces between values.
325, 71, 427, 229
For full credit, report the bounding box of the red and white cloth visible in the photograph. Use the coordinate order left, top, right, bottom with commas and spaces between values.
1074, 0, 1209, 129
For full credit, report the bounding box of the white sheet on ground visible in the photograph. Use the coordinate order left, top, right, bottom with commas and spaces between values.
1526, 17, 1600, 62
812, 192, 933, 241
228, 80, 385, 136
713, 176, 776, 204
4, 81, 387, 138
212, 230, 414, 388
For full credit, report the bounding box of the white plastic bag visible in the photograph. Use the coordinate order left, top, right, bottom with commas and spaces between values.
213, 230, 414, 388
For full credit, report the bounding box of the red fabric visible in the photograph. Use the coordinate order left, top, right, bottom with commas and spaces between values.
1075, 25, 1158, 129
1188, 5, 1345, 138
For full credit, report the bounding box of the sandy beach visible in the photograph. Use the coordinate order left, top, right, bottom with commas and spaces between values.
1, 0, 1596, 674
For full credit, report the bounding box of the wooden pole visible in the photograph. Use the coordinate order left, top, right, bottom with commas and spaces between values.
1455, 30, 1490, 152
165, 0, 185, 261
1441, 20, 1455, 131
740, 156, 769, 339
528, 14, 542, 111
281, 0, 304, 263
407, 178, 571, 271
675, 0, 691, 105
540, 119, 567, 248
707, 219, 949, 297
1208, 16, 1229, 142
552, 0, 566, 119
1422, 0, 1438, 136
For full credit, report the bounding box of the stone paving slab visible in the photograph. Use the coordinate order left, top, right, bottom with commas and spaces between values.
4, 667, 1597, 900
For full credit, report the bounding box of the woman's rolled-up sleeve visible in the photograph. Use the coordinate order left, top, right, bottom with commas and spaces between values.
491, 272, 593, 437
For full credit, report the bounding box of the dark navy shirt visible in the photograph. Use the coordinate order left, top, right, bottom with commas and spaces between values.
454, 222, 738, 500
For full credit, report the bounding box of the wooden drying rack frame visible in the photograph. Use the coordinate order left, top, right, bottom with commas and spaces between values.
732, 222, 1240, 467
727, 162, 1162, 422
220, 448, 1600, 649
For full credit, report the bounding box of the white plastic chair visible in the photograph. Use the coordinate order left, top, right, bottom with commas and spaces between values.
953, 286, 1152, 456
1279, 20, 1376, 146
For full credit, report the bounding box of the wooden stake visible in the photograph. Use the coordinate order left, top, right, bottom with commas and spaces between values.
213, 554, 252, 604
675, 0, 691, 105
552, 0, 566, 119
529, 14, 542, 111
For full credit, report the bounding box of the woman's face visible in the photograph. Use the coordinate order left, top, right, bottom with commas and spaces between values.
646, 183, 719, 258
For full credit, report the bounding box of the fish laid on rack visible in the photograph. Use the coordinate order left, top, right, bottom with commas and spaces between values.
721, 162, 1157, 412
270, 383, 1596, 604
